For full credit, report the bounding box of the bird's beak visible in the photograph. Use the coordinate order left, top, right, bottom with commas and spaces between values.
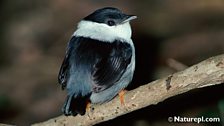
121, 15, 137, 24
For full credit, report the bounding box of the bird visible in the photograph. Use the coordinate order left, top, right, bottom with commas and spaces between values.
58, 7, 137, 116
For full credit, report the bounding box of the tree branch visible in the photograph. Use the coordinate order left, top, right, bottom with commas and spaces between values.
32, 54, 224, 126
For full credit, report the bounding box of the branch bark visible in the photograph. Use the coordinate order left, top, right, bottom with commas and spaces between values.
32, 54, 224, 126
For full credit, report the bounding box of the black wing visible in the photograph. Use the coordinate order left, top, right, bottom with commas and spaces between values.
58, 37, 76, 90
58, 36, 132, 92
90, 40, 132, 93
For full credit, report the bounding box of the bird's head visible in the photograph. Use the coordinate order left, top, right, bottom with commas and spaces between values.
83, 7, 137, 27
74, 7, 137, 42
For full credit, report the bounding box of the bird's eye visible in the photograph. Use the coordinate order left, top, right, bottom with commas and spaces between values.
107, 20, 115, 26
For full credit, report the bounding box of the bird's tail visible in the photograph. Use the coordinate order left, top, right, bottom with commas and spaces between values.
62, 94, 90, 116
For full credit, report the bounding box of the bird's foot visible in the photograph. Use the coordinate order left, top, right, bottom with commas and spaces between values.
86, 101, 92, 112
118, 90, 127, 106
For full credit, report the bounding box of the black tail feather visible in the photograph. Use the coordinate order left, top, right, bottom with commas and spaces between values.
62, 94, 90, 116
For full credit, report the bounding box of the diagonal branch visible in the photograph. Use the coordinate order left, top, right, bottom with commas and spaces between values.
32, 54, 224, 126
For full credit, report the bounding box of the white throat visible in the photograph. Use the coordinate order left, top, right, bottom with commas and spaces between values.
73, 20, 132, 43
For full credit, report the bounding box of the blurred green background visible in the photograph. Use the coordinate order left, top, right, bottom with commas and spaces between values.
0, 0, 224, 126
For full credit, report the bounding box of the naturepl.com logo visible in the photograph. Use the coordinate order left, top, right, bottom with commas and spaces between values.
168, 116, 221, 123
